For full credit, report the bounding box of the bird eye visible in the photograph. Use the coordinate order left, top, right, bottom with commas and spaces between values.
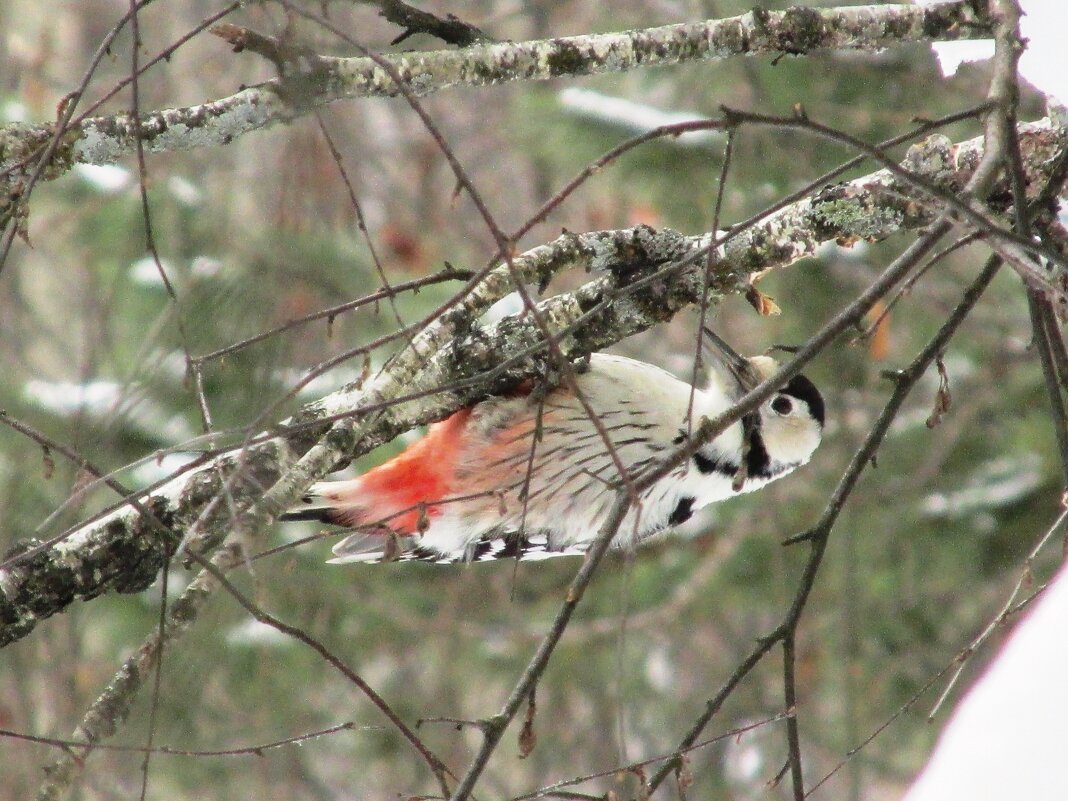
771, 396, 793, 415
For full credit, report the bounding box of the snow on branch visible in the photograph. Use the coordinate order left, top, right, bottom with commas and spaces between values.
2, 115, 1065, 649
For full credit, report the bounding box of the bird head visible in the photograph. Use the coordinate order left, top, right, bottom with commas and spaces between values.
703, 329, 825, 474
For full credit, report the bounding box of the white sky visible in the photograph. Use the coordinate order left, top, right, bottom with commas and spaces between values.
903, 562, 1068, 800
922, 0, 1068, 103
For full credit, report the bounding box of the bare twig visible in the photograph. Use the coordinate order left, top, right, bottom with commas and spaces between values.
716, 107, 1065, 296
782, 633, 804, 801
1, 721, 367, 757
928, 507, 1068, 719
0, 411, 134, 498
507, 714, 787, 801
1027, 294, 1068, 486
314, 113, 406, 329
445, 490, 635, 799
648, 250, 1005, 794
191, 267, 472, 364
0, 2, 241, 270
807, 577, 1048, 796
32, 536, 456, 801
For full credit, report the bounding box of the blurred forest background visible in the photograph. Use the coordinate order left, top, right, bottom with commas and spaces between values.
0, 1, 1064, 800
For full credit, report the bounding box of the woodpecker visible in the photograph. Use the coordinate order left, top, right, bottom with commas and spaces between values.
284, 333, 824, 564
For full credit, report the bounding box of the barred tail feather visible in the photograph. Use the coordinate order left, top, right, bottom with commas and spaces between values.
329, 528, 590, 565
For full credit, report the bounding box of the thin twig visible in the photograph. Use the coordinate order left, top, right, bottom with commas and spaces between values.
507, 714, 787, 801
782, 633, 804, 801
191, 549, 457, 792
852, 232, 983, 342
928, 506, 1068, 719
1027, 293, 1068, 487
0, 412, 134, 498
2, 721, 366, 757
648, 250, 1003, 794
688, 127, 736, 430
191, 268, 471, 364
314, 112, 406, 329
446, 491, 634, 800
807, 582, 1046, 796
0, 3, 241, 271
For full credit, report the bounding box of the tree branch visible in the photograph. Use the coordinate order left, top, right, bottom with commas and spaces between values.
2, 115, 1065, 650
0, 0, 992, 216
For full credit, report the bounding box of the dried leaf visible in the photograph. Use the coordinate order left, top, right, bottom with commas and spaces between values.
745, 285, 781, 316
866, 301, 892, 362
629, 765, 650, 801
518, 689, 536, 759
517, 719, 535, 758
55, 91, 77, 120
925, 356, 952, 428
380, 221, 424, 269
416, 504, 430, 534
41, 446, 54, 480
675, 754, 694, 801
358, 352, 372, 389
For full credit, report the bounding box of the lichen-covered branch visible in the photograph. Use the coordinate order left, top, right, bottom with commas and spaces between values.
32, 542, 238, 801
2, 116, 1065, 650
0, 1, 991, 191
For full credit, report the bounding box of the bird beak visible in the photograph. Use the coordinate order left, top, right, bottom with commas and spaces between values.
702, 327, 764, 392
